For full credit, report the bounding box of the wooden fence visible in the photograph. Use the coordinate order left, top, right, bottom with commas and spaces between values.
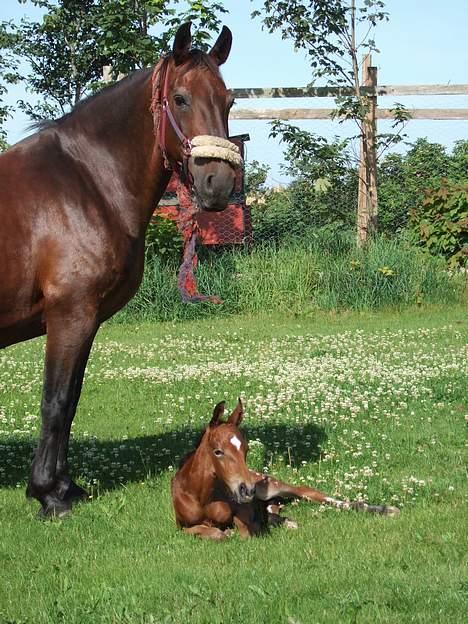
227, 64, 468, 244
229, 84, 468, 120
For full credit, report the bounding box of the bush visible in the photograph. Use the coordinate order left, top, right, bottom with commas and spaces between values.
378, 139, 468, 235
251, 178, 357, 244
408, 180, 468, 267
248, 134, 468, 240
145, 214, 183, 261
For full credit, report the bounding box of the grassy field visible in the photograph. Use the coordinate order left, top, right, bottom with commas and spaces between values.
0, 306, 466, 623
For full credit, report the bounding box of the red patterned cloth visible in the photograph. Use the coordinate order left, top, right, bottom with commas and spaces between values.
175, 181, 222, 304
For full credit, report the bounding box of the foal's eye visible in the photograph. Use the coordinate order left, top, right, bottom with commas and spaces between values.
174, 94, 187, 107
213, 449, 224, 458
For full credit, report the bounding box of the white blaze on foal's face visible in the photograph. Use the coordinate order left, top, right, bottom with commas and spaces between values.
230, 435, 242, 451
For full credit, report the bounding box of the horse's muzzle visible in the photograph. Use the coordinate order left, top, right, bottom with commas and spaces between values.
190, 158, 236, 212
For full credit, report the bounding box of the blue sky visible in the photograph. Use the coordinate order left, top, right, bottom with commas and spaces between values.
2, 0, 468, 183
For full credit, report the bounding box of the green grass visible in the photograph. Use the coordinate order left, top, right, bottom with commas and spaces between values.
0, 307, 467, 623
117, 237, 466, 322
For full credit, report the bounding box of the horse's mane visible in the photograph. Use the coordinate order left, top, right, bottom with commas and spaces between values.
28, 69, 150, 132
29, 49, 220, 133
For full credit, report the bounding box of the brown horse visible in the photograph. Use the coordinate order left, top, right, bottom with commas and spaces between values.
0, 23, 239, 517
171, 400, 400, 540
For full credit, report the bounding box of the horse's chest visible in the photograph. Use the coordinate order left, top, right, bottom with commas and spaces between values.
94, 238, 145, 314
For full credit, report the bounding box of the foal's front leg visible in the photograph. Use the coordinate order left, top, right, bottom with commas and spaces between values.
183, 525, 229, 540
27, 305, 98, 517
253, 474, 327, 504
253, 473, 399, 516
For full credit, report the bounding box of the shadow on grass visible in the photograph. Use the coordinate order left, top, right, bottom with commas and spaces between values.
0, 422, 326, 491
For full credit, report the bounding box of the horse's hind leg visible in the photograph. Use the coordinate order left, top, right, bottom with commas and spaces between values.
26, 304, 98, 517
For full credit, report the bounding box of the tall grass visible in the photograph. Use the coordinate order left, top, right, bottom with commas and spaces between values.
116, 234, 465, 322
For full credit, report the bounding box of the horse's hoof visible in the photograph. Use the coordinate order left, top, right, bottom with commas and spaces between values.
284, 519, 299, 530
63, 480, 89, 503
382, 505, 400, 517
38, 500, 72, 520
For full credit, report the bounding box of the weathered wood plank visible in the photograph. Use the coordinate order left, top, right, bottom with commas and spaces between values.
230, 108, 468, 120
230, 108, 335, 119
231, 84, 468, 98
376, 84, 468, 96
379, 108, 468, 120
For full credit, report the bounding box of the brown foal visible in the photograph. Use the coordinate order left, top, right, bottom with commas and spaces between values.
171, 400, 400, 540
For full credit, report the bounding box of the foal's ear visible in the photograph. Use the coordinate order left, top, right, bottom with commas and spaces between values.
227, 398, 244, 426
209, 25, 232, 66
173, 22, 192, 65
209, 401, 225, 427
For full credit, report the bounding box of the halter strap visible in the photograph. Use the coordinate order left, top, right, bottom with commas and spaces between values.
149, 55, 242, 179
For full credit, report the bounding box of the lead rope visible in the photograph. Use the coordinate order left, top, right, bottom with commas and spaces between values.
150, 56, 242, 304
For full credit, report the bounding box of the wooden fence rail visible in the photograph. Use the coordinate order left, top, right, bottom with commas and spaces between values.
231, 84, 468, 99
229, 108, 468, 121
229, 82, 468, 122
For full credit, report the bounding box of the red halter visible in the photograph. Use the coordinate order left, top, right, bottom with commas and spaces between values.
150, 56, 192, 179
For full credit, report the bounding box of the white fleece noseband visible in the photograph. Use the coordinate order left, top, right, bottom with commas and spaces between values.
190, 135, 243, 168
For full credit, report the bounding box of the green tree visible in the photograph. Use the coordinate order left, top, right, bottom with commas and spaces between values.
0, 21, 20, 150
15, 0, 103, 120
14, 0, 227, 121
253, 0, 410, 244
97, 0, 227, 78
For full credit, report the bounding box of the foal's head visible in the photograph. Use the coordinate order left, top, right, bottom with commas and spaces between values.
163, 23, 237, 212
202, 399, 256, 504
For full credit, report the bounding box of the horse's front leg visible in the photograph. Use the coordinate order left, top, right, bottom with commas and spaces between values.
54, 332, 96, 504
26, 304, 98, 517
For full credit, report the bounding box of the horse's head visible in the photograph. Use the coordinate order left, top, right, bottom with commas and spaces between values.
203, 399, 256, 504
158, 23, 238, 212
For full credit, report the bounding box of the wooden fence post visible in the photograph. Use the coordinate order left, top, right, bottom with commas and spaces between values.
357, 55, 378, 247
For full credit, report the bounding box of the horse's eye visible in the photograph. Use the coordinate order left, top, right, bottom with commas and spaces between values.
174, 94, 187, 107
213, 449, 224, 458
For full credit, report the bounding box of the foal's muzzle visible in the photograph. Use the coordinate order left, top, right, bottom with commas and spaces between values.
235, 481, 256, 504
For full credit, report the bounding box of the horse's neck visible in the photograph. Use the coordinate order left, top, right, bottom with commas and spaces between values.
184, 439, 217, 504
61, 70, 169, 233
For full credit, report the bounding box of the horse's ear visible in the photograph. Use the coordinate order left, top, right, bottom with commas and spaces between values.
209, 25, 232, 66
173, 22, 192, 65
228, 398, 243, 426
210, 401, 225, 427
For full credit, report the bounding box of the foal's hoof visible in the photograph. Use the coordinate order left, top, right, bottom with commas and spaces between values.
381, 505, 400, 517
284, 519, 299, 530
